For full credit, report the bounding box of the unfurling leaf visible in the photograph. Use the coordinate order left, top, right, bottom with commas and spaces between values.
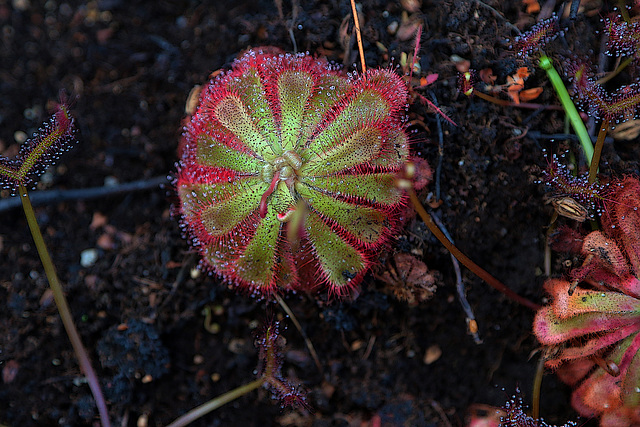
0, 102, 76, 195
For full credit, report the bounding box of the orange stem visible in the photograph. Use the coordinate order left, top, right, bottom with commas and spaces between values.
349, 0, 366, 74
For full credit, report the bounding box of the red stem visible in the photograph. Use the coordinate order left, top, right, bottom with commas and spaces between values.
473, 90, 563, 111
259, 171, 280, 218
408, 189, 541, 311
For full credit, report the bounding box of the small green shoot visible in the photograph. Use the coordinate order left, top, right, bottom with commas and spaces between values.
0, 100, 111, 427
538, 54, 594, 163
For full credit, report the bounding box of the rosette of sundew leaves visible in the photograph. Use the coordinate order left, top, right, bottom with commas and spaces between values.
0, 101, 111, 427
534, 177, 640, 426
175, 47, 414, 296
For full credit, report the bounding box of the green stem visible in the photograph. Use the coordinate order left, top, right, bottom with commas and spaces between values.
18, 184, 111, 427
166, 378, 266, 427
588, 119, 609, 184
539, 55, 594, 163
408, 189, 541, 311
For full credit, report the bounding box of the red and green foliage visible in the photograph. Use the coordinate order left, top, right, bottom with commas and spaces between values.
604, 11, 640, 59
534, 177, 640, 426
175, 47, 415, 296
256, 321, 307, 408
500, 389, 576, 427
0, 101, 75, 194
511, 15, 559, 58
568, 60, 640, 126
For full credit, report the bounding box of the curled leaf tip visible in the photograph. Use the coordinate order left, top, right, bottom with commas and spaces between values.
0, 101, 76, 195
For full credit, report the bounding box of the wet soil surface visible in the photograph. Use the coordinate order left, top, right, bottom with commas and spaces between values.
0, 1, 634, 426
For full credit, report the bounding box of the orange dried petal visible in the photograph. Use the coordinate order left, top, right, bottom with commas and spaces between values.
526, 2, 541, 14
519, 87, 543, 102
507, 84, 524, 104
516, 67, 530, 79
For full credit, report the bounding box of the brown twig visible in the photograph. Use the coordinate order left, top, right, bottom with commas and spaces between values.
588, 119, 609, 184
0, 175, 167, 212
276, 294, 323, 374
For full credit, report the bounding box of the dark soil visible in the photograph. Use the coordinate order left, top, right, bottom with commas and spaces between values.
0, 1, 633, 426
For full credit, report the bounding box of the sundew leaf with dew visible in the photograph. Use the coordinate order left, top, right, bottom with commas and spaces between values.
194, 133, 264, 173
177, 178, 268, 239
277, 70, 314, 152
0, 102, 76, 195
295, 183, 388, 246
299, 173, 404, 206
303, 212, 367, 291
569, 61, 640, 126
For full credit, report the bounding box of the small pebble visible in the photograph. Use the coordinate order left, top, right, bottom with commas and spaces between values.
13, 130, 27, 144
137, 414, 148, 427
387, 21, 399, 35
2, 360, 19, 384
80, 248, 99, 267
424, 345, 442, 365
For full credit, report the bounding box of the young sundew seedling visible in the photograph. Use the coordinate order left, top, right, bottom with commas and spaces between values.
511, 15, 560, 59
568, 60, 640, 127
0, 102, 75, 193
539, 152, 623, 221
175, 47, 414, 296
0, 100, 111, 427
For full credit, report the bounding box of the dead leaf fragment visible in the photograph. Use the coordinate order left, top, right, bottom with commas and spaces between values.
396, 15, 422, 41
522, 0, 541, 14
519, 87, 543, 102
507, 84, 524, 104
516, 67, 530, 79
185, 85, 202, 115
609, 119, 640, 141
400, 0, 422, 13
420, 73, 439, 87
479, 68, 497, 85
376, 253, 438, 305
90, 212, 108, 230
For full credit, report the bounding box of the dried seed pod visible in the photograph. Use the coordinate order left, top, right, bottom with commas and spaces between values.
550, 196, 588, 222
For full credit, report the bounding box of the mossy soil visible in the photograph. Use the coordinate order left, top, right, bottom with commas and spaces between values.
0, 1, 635, 426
